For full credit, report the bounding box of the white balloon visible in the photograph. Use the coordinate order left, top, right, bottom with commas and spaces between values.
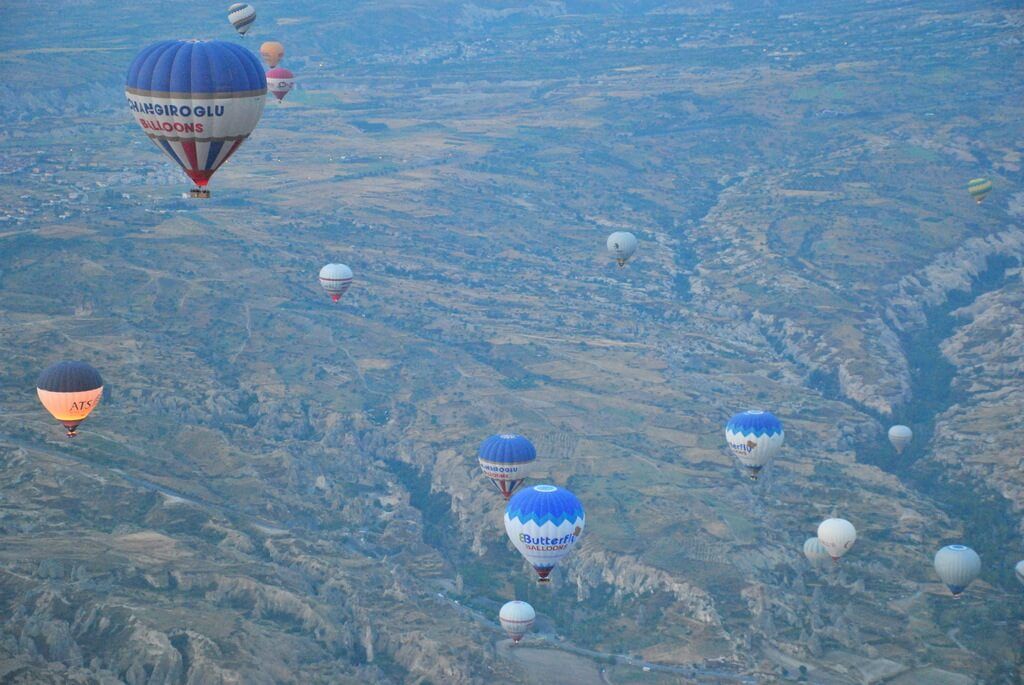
1015, 560, 1024, 588
499, 601, 536, 643
887, 425, 912, 454
606, 231, 637, 266
319, 263, 353, 302
817, 518, 856, 561
933, 545, 981, 597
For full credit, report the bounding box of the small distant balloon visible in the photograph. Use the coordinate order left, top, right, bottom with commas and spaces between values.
499, 601, 535, 644
228, 3, 256, 36
933, 545, 981, 598
887, 425, 912, 454
725, 410, 784, 480
36, 361, 103, 437
259, 41, 284, 67
967, 178, 992, 204
803, 537, 830, 566
606, 231, 637, 267
1015, 560, 1024, 588
504, 485, 584, 583
817, 518, 856, 562
266, 67, 295, 102
478, 434, 536, 500
319, 263, 353, 302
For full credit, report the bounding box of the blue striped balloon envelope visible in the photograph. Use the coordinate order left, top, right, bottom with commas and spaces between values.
504, 485, 584, 582
125, 40, 266, 197
478, 434, 536, 500
725, 410, 784, 480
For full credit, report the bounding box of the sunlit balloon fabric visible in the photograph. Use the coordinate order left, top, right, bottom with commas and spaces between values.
36, 361, 103, 437
228, 3, 256, 36
887, 425, 912, 454
1015, 560, 1024, 588
259, 41, 284, 67
125, 40, 267, 197
817, 518, 856, 562
319, 263, 353, 302
478, 434, 536, 500
934, 545, 981, 598
504, 485, 584, 582
266, 67, 295, 101
725, 410, 784, 480
499, 601, 535, 644
606, 231, 637, 267
968, 177, 992, 204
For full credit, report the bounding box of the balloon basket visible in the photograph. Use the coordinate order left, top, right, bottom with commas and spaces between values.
189, 188, 211, 199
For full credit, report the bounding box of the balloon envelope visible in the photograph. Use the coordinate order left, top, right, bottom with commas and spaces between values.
934, 545, 981, 597
968, 177, 992, 204
228, 3, 256, 35
478, 434, 536, 500
319, 263, 353, 302
266, 67, 295, 101
817, 518, 856, 561
606, 231, 637, 266
125, 40, 266, 193
504, 485, 584, 582
1015, 560, 1024, 588
803, 537, 830, 565
259, 41, 284, 67
499, 601, 535, 643
725, 410, 784, 480
888, 425, 912, 453
36, 361, 103, 436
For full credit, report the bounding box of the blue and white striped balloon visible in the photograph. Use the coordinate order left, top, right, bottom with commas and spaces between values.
478, 434, 536, 500
504, 485, 584, 582
725, 410, 784, 480
228, 3, 257, 36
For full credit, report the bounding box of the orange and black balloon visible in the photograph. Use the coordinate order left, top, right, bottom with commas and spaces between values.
36, 361, 103, 437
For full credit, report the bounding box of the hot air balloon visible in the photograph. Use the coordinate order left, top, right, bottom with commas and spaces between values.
888, 425, 912, 454
126, 40, 267, 198
319, 263, 353, 302
478, 434, 536, 500
606, 231, 637, 267
504, 485, 584, 583
36, 361, 103, 437
803, 537, 830, 566
934, 545, 981, 598
817, 518, 856, 562
259, 41, 284, 67
228, 3, 256, 36
1015, 560, 1024, 587
499, 601, 536, 644
266, 67, 295, 102
725, 410, 784, 480
968, 178, 992, 204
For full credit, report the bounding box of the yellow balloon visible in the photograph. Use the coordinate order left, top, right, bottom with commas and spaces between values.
260, 41, 285, 68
